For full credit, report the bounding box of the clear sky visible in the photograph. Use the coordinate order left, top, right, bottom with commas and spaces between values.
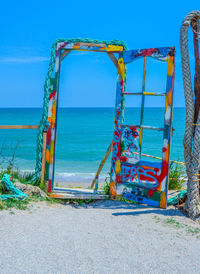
0, 0, 199, 108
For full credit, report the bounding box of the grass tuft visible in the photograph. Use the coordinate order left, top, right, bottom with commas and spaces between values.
102, 173, 110, 195
164, 217, 184, 228
169, 163, 185, 190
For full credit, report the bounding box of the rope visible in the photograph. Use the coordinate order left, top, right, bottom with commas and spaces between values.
0, 174, 26, 200
186, 123, 200, 126
180, 11, 200, 218
32, 38, 128, 184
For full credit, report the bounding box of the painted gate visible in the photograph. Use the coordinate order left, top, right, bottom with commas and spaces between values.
44, 41, 125, 193
110, 47, 175, 208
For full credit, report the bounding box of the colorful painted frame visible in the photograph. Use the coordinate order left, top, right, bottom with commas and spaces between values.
110, 47, 175, 208
45, 41, 124, 193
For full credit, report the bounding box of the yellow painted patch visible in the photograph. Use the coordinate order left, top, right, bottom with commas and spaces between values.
167, 57, 173, 76
107, 45, 123, 52
118, 58, 125, 80
49, 141, 54, 163
160, 191, 167, 208
115, 160, 121, 174
144, 92, 154, 95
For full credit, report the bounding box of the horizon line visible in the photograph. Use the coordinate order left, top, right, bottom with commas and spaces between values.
0, 106, 186, 109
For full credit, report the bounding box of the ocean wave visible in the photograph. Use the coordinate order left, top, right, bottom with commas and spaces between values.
54, 172, 107, 183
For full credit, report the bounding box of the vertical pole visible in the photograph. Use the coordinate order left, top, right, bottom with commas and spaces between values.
110, 54, 124, 190
41, 130, 47, 184
191, 17, 200, 124
94, 176, 99, 193
164, 50, 176, 208
191, 17, 200, 192
48, 47, 62, 192
91, 140, 113, 189
139, 57, 147, 159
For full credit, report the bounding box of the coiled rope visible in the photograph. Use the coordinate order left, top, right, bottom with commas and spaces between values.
32, 38, 128, 183
180, 11, 200, 218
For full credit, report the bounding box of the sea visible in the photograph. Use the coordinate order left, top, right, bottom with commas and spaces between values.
0, 107, 185, 184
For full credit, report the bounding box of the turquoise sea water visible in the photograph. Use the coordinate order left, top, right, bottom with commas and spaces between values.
0, 108, 185, 183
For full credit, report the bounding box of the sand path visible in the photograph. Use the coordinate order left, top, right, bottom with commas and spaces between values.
0, 200, 200, 273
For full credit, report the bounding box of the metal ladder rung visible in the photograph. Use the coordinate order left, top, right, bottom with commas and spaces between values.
121, 124, 164, 131
123, 92, 166, 96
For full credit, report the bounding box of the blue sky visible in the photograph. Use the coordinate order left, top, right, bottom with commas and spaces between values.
0, 0, 199, 108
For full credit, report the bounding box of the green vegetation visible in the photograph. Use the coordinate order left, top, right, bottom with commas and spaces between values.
120, 197, 137, 204
164, 217, 200, 236
152, 216, 200, 237
169, 163, 185, 190
153, 216, 161, 223
186, 227, 200, 236
70, 198, 95, 206
164, 217, 185, 228
0, 195, 47, 211
0, 149, 44, 210
0, 180, 6, 195
0, 142, 40, 185
1, 169, 34, 183
102, 173, 111, 195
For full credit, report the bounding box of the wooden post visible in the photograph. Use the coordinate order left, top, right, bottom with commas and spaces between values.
74, 42, 106, 48
107, 53, 118, 69
61, 50, 71, 61
41, 130, 47, 183
91, 141, 113, 189
0, 125, 39, 129
191, 16, 200, 192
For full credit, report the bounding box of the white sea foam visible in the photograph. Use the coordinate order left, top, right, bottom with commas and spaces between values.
14, 169, 108, 183
54, 172, 107, 183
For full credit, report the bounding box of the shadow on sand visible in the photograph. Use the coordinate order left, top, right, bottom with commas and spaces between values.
74, 199, 186, 218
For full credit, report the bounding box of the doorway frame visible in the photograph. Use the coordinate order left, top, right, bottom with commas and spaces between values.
44, 41, 125, 193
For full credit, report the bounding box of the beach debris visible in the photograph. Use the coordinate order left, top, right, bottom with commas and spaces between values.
167, 190, 187, 206
0, 174, 26, 200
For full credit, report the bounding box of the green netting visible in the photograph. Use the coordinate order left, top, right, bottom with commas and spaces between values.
0, 174, 26, 200
167, 190, 187, 206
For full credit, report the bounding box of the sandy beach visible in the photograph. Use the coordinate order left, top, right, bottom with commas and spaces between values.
1, 200, 200, 273
54, 180, 104, 189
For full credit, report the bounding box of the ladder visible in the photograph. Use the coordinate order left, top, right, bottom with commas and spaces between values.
110, 47, 176, 208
